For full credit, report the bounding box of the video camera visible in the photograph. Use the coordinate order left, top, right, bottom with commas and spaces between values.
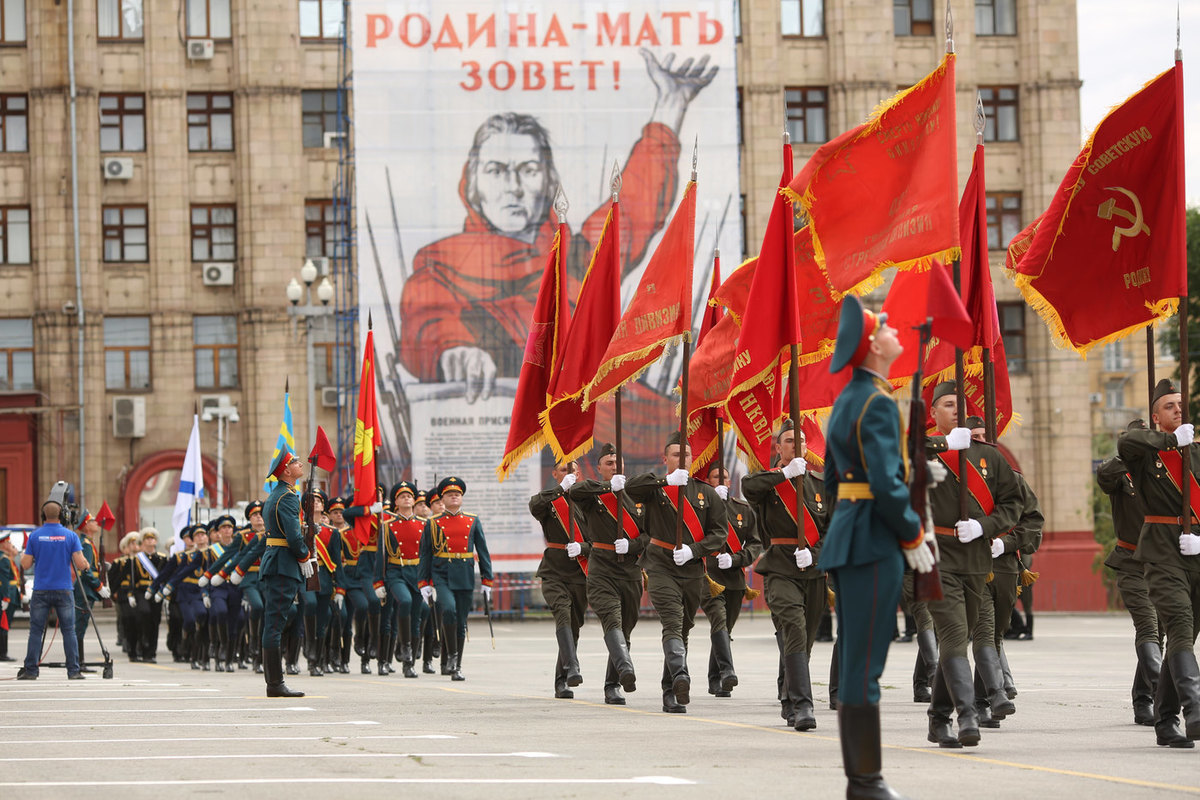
42, 481, 81, 529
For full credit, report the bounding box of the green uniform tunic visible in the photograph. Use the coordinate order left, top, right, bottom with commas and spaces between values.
1098, 454, 1160, 646
260, 479, 308, 650
530, 486, 590, 632
701, 497, 761, 636
569, 479, 647, 639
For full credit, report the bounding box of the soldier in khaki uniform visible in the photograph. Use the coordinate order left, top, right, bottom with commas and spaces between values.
1099, 418, 1162, 726
744, 421, 830, 730
569, 443, 643, 705
700, 462, 762, 698
530, 461, 591, 699
626, 432, 727, 714
924, 381, 1023, 748
1118, 379, 1200, 748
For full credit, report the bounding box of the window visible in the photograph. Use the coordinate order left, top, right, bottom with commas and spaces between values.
986, 192, 1021, 251
311, 316, 336, 388
781, 0, 824, 37
998, 301, 1025, 373
894, 0, 933, 36
98, 0, 143, 40
302, 90, 340, 148
186, 0, 231, 39
0, 318, 33, 391
187, 93, 233, 151
191, 204, 236, 261
104, 316, 151, 390
1102, 341, 1129, 373
193, 315, 238, 389
305, 199, 336, 258
102, 205, 148, 262
0, 95, 27, 152
980, 86, 1019, 142
99, 93, 145, 152
1105, 379, 1125, 410
784, 87, 827, 144
0, 207, 30, 264
0, 0, 25, 44
975, 0, 1015, 35
299, 0, 344, 40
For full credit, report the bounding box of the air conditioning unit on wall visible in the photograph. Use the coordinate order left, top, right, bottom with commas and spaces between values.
321, 386, 339, 408
201, 262, 234, 286
112, 396, 146, 438
102, 157, 134, 180
187, 39, 214, 60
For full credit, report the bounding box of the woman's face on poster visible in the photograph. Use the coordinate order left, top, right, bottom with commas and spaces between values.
475, 132, 546, 234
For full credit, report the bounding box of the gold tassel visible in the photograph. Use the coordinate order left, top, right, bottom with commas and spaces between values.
1015, 585, 1022, 597
744, 587, 761, 600
826, 587, 836, 608
642, 569, 649, 592
705, 573, 726, 597
986, 571, 994, 584
1020, 568, 1039, 587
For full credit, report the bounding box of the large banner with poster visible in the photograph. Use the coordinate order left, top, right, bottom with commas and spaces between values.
352, 2, 740, 571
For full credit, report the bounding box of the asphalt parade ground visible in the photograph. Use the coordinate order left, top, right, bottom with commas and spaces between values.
1, 612, 1198, 799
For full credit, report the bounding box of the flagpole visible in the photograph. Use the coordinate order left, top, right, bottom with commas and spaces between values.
675, 147, 698, 551
945, 5, 969, 523
1177, 23, 1190, 535
973, 97, 998, 442
551, 189, 580, 562
1147, 329, 1157, 428
615, 387, 626, 563
782, 131, 804, 547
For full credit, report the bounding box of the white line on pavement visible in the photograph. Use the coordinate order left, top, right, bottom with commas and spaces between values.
0, 706, 313, 714
0, 777, 695, 787
0, 752, 559, 762
0, 734, 456, 745
3, 721, 379, 730
0, 685, 197, 693
0, 695, 230, 702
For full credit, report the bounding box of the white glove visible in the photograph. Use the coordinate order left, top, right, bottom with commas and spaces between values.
300, 558, 317, 580
614, 538, 630, 555
559, 473, 577, 491
927, 459, 948, 485
241, 600, 250, 613
990, 538, 1005, 559
955, 518, 984, 543
229, 571, 243, 585
716, 552, 733, 569
945, 427, 972, 451
1175, 423, 1196, 448
202, 595, 211, 609
610, 474, 626, 492
1, 598, 9, 612
374, 585, 387, 601
714, 485, 729, 500
334, 594, 344, 609
144, 590, 152, 600
565, 541, 582, 558
153, 591, 163, 602
782, 457, 807, 480
673, 544, 694, 565
903, 534, 936, 574
794, 548, 813, 569
98, 585, 111, 599
127, 595, 137, 608
162, 585, 173, 597
421, 585, 435, 602
1180, 533, 1200, 556
481, 585, 492, 601
210, 573, 225, 587
197, 575, 209, 588
370, 501, 384, 514
666, 468, 689, 486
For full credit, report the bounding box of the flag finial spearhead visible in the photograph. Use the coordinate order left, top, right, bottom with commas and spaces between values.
368, 311, 373, 331
610, 160, 622, 201
783, 128, 790, 145
691, 136, 698, 181
974, 94, 986, 143
553, 185, 569, 223
945, 2, 954, 53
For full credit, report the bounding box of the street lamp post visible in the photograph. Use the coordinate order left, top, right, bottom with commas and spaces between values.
287, 259, 335, 446
201, 397, 239, 509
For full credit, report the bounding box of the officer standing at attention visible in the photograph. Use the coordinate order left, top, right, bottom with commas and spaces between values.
819, 296, 936, 800
383, 481, 424, 678
418, 477, 493, 681
1118, 379, 1200, 748
626, 432, 728, 714
260, 447, 316, 698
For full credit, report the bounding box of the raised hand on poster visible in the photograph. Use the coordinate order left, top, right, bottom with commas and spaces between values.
641, 49, 719, 132
440, 345, 497, 404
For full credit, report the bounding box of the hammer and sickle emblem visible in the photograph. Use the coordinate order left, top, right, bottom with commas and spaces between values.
1096, 186, 1150, 252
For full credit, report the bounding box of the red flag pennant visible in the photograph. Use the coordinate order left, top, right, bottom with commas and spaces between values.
309, 425, 337, 472
926, 261, 974, 352
1006, 63, 1184, 354
95, 501, 116, 532
352, 328, 382, 546
960, 144, 1000, 349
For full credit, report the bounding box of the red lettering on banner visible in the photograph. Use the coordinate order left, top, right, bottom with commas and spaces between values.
460, 61, 482, 91
524, 61, 546, 90
662, 11, 690, 44
543, 15, 568, 47
509, 13, 536, 46
433, 17, 462, 50
365, 14, 392, 48
399, 14, 431, 47
490, 61, 517, 91
466, 14, 496, 47
699, 12, 723, 44
552, 61, 573, 90
634, 15, 661, 46
580, 60, 602, 90
596, 12, 630, 46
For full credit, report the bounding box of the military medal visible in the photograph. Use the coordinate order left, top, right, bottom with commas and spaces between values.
980, 457, 988, 478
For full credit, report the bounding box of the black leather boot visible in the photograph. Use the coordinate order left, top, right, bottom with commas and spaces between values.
309, 640, 325, 677
554, 656, 574, 699
451, 632, 465, 681
829, 638, 840, 711
378, 632, 392, 676
285, 630, 301, 676
710, 630, 737, 695
214, 626, 226, 673
998, 642, 1017, 699
264, 646, 304, 698
1167, 650, 1200, 739
1133, 641, 1162, 725
251, 619, 263, 674
840, 704, 910, 800
785, 651, 816, 731
603, 629, 636, 693
661, 663, 685, 713
1155, 655, 1194, 747
662, 638, 689, 706
555, 627, 583, 687
977, 645, 1016, 719
401, 621, 417, 678
913, 630, 937, 703
927, 664, 961, 748
943, 656, 981, 746
603, 658, 626, 705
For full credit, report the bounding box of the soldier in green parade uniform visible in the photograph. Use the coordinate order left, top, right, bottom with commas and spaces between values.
626, 432, 728, 714
530, 461, 590, 698
744, 420, 829, 730
819, 295, 936, 800
383, 481, 424, 678
410, 490, 435, 673
259, 447, 315, 697
569, 443, 643, 705
418, 477, 493, 681
924, 381, 1023, 747
72, 510, 109, 673
228, 502, 268, 672
327, 496, 362, 674
701, 462, 762, 699
1118, 379, 1200, 748
1099, 418, 1162, 726
108, 532, 135, 658
344, 489, 387, 674
0, 531, 21, 661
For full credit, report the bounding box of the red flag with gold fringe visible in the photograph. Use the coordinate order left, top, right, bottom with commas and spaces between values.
352, 327, 382, 547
